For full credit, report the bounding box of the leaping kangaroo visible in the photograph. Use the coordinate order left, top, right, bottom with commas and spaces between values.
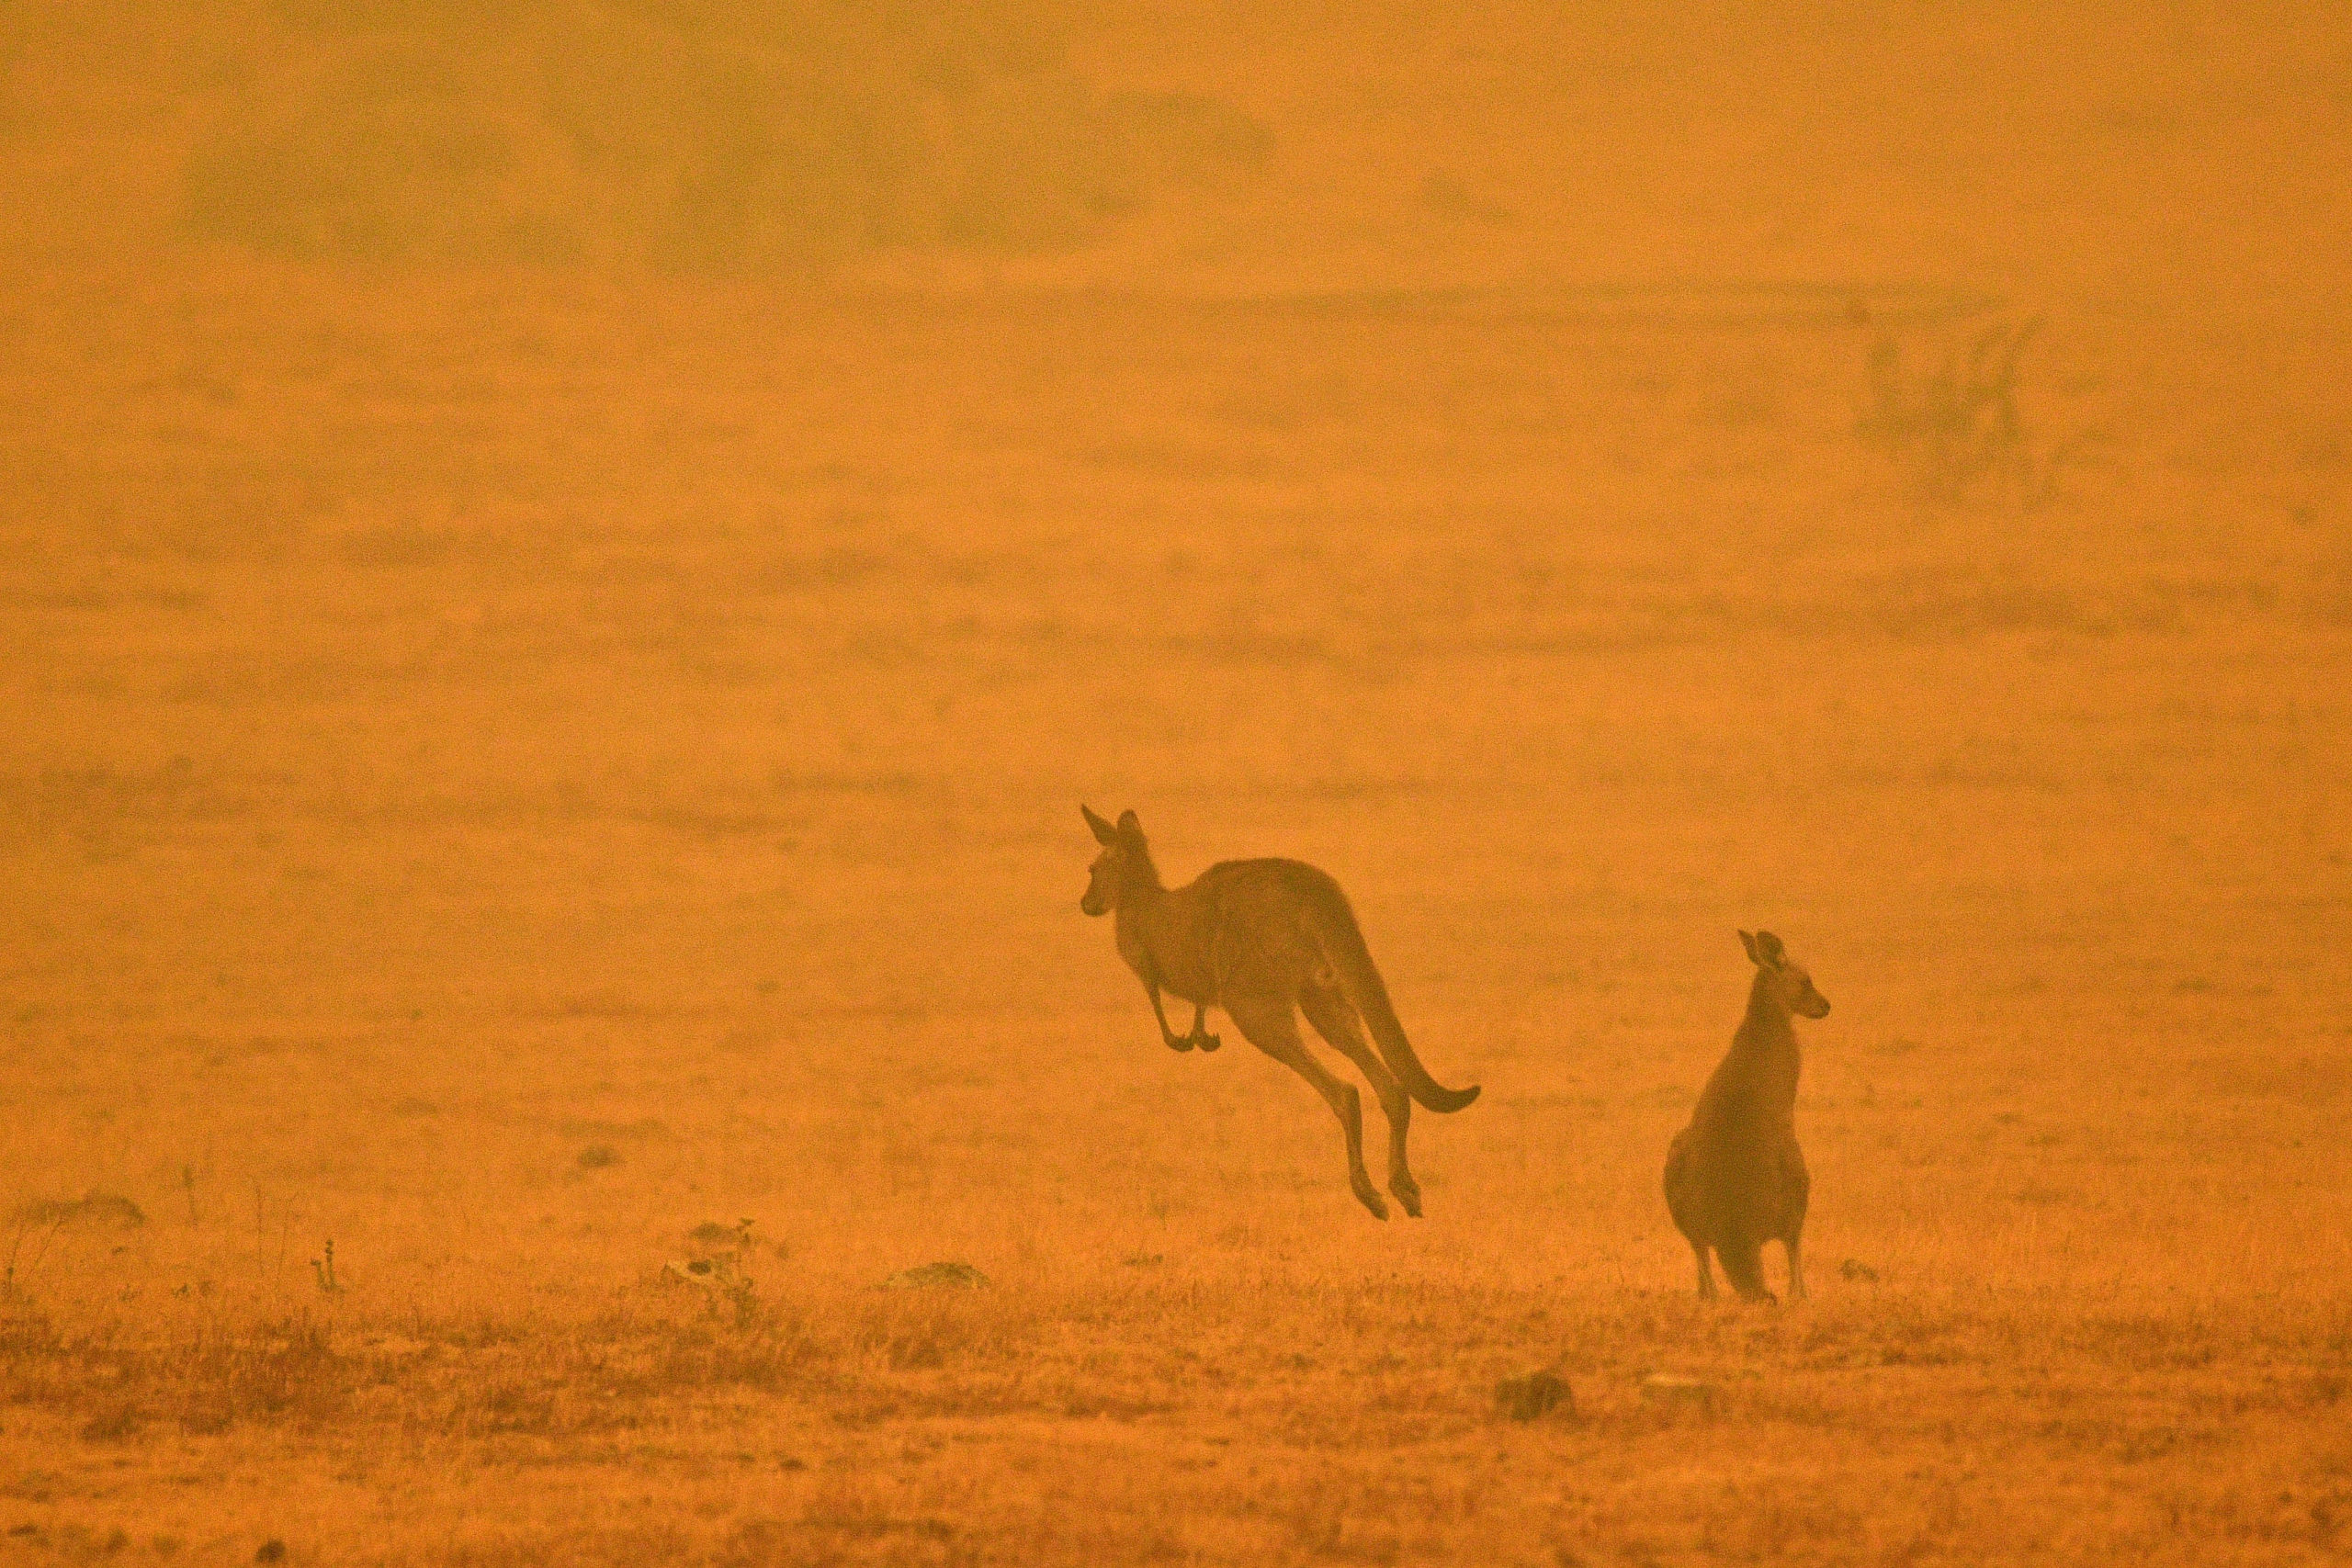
1664, 930, 1831, 1302
1079, 806, 1479, 1219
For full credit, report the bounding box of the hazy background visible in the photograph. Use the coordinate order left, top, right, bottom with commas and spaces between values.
2, 4, 2348, 1564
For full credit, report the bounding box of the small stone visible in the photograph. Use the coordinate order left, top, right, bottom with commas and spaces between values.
255, 1542, 286, 1564
1494, 1370, 1574, 1422
661, 1254, 745, 1292
1839, 1258, 1880, 1282
881, 1261, 989, 1291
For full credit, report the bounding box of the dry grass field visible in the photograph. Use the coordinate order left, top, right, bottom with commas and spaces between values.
4, 4, 2350, 1564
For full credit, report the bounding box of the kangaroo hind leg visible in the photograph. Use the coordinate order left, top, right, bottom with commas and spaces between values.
1300, 983, 1419, 1217
1780, 1143, 1811, 1300
1226, 990, 1386, 1221
1690, 1240, 1718, 1300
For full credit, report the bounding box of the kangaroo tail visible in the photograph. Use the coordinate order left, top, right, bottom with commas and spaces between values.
1301, 875, 1479, 1113
1717, 1236, 1775, 1303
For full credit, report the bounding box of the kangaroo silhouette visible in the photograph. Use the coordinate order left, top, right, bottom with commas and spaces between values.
1080, 806, 1478, 1219
1665, 930, 1830, 1301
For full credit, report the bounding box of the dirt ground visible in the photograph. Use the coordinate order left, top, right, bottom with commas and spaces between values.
3, 5, 2349, 1564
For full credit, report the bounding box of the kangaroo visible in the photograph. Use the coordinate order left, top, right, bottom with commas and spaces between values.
1664, 930, 1830, 1302
1079, 806, 1478, 1219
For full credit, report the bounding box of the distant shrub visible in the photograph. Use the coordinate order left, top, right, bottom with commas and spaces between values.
1852, 308, 2120, 508
11, 1190, 146, 1229
1856, 314, 2041, 502
184, 1, 1269, 269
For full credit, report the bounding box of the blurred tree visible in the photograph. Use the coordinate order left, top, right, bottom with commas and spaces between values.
170, 1, 1266, 270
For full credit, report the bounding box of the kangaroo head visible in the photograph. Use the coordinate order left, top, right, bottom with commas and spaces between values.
1080, 805, 1148, 916
1740, 929, 1830, 1019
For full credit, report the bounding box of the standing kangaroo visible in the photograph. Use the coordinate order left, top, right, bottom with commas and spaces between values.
1079, 806, 1479, 1219
1664, 931, 1830, 1302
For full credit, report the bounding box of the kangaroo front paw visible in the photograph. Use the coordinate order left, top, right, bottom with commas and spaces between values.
1351, 1179, 1389, 1221
1165, 1035, 1193, 1052
1194, 1032, 1221, 1053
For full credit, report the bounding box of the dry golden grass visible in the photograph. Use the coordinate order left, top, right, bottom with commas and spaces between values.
2, 259, 2344, 1563
4, 4, 2351, 1563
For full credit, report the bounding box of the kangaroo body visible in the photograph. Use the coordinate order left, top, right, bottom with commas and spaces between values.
1080, 807, 1478, 1219
1665, 931, 1828, 1302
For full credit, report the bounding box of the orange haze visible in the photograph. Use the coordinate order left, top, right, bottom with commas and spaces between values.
3, 4, 2348, 1563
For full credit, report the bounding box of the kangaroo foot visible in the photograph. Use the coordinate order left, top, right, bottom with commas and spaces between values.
1351, 1176, 1389, 1221
1389, 1173, 1423, 1218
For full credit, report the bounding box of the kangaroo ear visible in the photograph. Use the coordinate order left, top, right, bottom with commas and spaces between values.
1082, 805, 1118, 846
1738, 931, 1760, 964
1115, 809, 1143, 840
1753, 931, 1786, 967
